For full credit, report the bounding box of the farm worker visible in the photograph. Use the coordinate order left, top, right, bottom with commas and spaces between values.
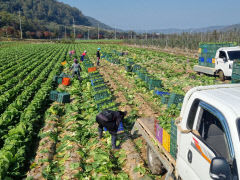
70, 59, 81, 80
69, 51, 72, 58
81, 50, 87, 62
96, 110, 127, 149
96, 48, 101, 66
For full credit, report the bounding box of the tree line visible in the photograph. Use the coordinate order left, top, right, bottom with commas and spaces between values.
124, 29, 240, 50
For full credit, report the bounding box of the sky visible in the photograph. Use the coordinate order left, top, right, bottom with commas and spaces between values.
58, 0, 240, 30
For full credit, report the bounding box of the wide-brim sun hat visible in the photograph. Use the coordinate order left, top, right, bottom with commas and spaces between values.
98, 48, 101, 50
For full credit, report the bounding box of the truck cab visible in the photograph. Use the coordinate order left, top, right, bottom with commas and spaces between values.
132, 84, 240, 180
177, 84, 240, 180
215, 47, 240, 79
194, 45, 240, 81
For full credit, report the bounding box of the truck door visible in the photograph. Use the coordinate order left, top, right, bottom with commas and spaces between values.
216, 51, 231, 76
177, 100, 234, 180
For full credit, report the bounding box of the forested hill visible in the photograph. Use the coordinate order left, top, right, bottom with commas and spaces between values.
0, 0, 113, 38
0, 0, 90, 26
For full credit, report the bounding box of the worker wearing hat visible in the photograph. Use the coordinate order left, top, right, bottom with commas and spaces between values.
96, 48, 101, 66
96, 110, 127, 149
81, 50, 87, 62
70, 59, 81, 80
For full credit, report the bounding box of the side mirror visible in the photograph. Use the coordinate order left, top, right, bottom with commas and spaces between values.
223, 57, 228, 62
210, 157, 232, 180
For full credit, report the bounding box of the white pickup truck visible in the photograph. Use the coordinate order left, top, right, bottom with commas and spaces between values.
194, 47, 240, 81
131, 84, 240, 180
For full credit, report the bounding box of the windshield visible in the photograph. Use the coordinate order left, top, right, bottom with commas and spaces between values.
227, 51, 240, 60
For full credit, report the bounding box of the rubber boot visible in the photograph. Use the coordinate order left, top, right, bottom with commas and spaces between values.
111, 134, 120, 149
98, 127, 103, 139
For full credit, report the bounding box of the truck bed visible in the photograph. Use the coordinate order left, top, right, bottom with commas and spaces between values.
193, 65, 216, 75
131, 118, 176, 179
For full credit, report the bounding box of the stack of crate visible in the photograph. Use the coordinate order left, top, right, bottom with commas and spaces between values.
155, 120, 178, 159
89, 70, 115, 112
170, 120, 177, 159
50, 91, 70, 103
198, 42, 237, 68
232, 60, 240, 83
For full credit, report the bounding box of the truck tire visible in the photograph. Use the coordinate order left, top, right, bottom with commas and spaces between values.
147, 145, 165, 175
219, 70, 225, 81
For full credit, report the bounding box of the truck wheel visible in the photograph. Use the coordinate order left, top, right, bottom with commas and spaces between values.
147, 145, 165, 175
219, 70, 225, 81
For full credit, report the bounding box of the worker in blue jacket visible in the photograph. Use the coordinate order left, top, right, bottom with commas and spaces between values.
96, 110, 127, 149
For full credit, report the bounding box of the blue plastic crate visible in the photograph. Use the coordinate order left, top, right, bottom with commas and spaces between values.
207, 58, 212, 63
154, 90, 170, 96
203, 48, 208, 53
199, 57, 204, 62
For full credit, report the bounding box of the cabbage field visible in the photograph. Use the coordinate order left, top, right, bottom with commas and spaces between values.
0, 42, 226, 180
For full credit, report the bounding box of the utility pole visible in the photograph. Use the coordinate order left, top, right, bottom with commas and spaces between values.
73, 18, 76, 39
114, 25, 116, 40
98, 24, 99, 40
64, 26, 67, 40
19, 10, 23, 39
88, 28, 90, 40
145, 30, 147, 40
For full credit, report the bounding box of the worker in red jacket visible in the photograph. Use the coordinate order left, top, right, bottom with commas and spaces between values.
81, 50, 87, 62
96, 110, 127, 149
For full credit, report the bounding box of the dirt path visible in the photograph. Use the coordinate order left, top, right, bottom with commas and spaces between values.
27, 109, 59, 179
27, 83, 83, 179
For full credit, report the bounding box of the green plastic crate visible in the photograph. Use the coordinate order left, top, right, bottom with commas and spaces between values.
170, 120, 177, 159
168, 94, 184, 107
93, 85, 108, 92
113, 59, 120, 64
97, 98, 113, 111
89, 72, 101, 78
50, 91, 59, 101
57, 77, 63, 84
232, 79, 240, 83
138, 71, 148, 80
161, 95, 170, 104
145, 75, 153, 84
148, 79, 162, 90
60, 72, 71, 78
53, 76, 58, 82
125, 65, 132, 72
232, 60, 240, 74
94, 91, 111, 101
92, 80, 105, 86
232, 73, 240, 79
57, 92, 70, 103
132, 64, 142, 72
